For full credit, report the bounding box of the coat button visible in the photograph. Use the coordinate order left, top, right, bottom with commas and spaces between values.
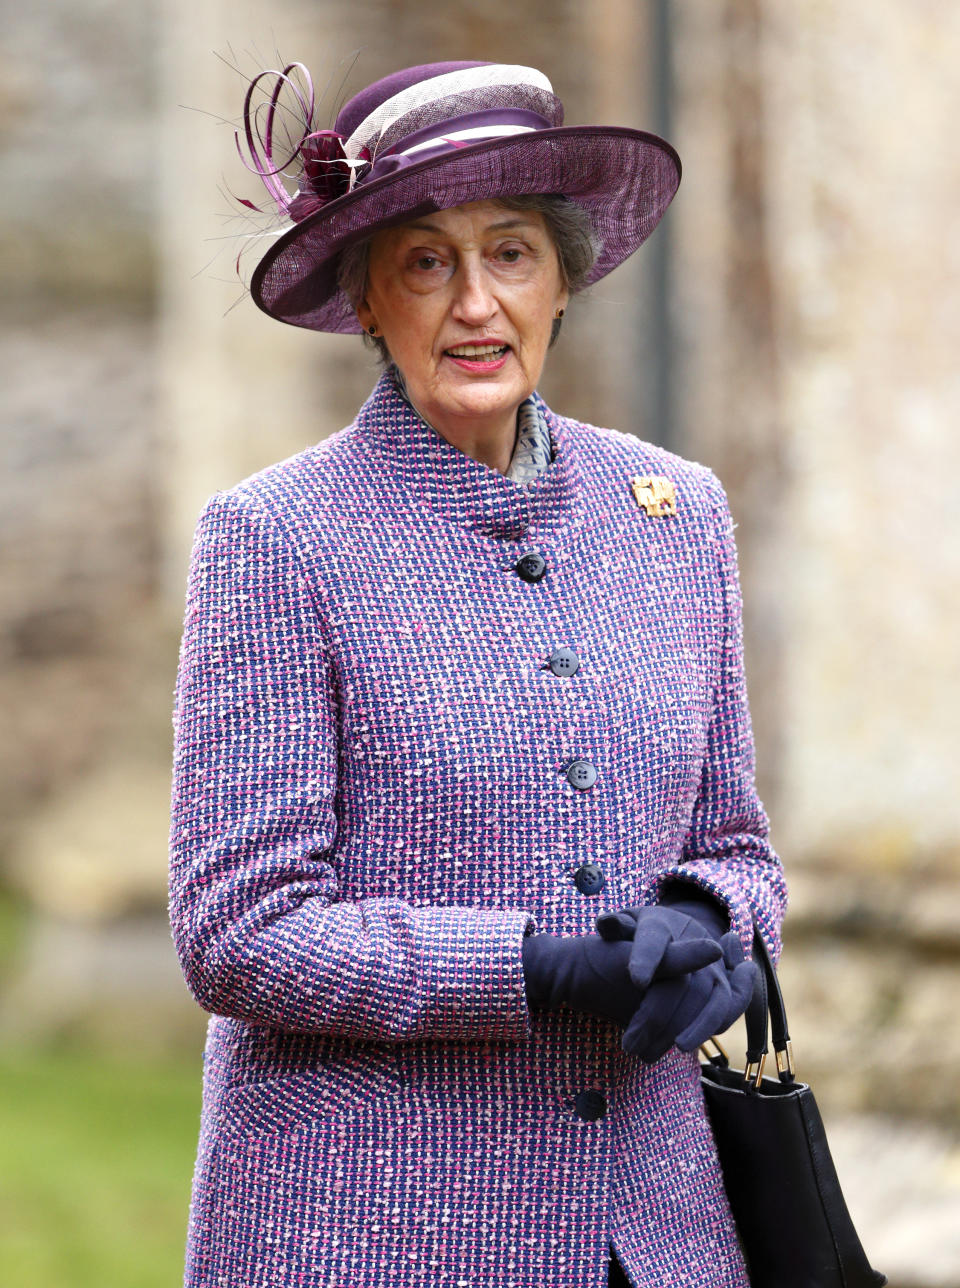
566, 759, 597, 790
547, 646, 580, 677
574, 1089, 607, 1121
515, 551, 546, 583
574, 862, 605, 895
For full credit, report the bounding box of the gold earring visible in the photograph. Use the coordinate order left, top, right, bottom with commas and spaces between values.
368, 324, 378, 336
555, 308, 565, 319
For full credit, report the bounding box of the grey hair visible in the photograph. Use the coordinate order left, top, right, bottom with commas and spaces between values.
335, 194, 598, 366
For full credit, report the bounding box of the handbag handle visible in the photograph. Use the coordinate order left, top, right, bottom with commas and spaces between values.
704, 926, 795, 1089
749, 927, 795, 1084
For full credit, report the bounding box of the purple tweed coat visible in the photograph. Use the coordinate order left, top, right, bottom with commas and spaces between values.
168, 370, 787, 1288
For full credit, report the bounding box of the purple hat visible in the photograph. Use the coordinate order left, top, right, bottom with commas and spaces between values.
238, 60, 681, 333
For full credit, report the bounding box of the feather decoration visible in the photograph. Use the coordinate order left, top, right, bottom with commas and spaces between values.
234, 61, 370, 221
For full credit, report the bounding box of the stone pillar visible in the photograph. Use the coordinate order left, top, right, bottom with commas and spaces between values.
758, 1, 960, 868
670, 0, 960, 867
670, 0, 789, 813
156, 0, 375, 606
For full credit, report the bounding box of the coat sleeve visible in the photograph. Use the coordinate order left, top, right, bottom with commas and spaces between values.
168, 490, 536, 1041
640, 473, 788, 961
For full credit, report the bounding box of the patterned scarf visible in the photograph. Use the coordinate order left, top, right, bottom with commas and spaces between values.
388, 364, 553, 485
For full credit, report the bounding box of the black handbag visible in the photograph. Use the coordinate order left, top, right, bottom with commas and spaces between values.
700, 929, 886, 1288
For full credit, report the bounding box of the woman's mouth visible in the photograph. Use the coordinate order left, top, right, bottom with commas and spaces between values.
444, 343, 510, 371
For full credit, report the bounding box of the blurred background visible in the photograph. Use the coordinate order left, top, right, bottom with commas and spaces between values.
2, 1, 958, 1284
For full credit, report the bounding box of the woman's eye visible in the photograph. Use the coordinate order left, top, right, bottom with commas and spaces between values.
499, 248, 522, 263
415, 255, 440, 271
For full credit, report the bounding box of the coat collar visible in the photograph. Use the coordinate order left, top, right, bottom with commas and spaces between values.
352, 369, 585, 541
388, 363, 554, 485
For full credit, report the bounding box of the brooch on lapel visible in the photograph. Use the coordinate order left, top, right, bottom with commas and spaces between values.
630, 475, 677, 517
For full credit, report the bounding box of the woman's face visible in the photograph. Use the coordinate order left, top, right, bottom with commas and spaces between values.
356, 199, 569, 440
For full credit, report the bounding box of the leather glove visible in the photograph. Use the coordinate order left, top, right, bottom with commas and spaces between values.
597, 901, 758, 1062
521, 928, 720, 1030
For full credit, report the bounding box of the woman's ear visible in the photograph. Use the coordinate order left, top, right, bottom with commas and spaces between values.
356, 298, 375, 333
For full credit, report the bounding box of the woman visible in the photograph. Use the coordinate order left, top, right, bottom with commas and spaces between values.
169, 60, 787, 1287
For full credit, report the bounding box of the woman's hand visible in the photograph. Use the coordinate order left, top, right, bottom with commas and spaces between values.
595, 903, 757, 1062
521, 923, 721, 1030
595, 903, 726, 989
626, 929, 756, 1060
522, 932, 637, 1026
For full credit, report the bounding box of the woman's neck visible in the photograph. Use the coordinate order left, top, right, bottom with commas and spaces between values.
390, 366, 519, 476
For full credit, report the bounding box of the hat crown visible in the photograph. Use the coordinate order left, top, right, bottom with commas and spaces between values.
336, 62, 562, 161
334, 62, 490, 136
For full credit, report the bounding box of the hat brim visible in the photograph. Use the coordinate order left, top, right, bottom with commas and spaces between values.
250, 125, 681, 333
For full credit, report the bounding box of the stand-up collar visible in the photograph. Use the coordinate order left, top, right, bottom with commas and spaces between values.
389, 364, 553, 485
352, 370, 585, 541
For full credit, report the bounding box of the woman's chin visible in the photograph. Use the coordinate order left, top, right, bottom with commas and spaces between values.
441, 385, 526, 425
435, 367, 531, 416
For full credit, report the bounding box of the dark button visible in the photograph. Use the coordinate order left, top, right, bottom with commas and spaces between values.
574, 862, 605, 895
515, 551, 546, 583
566, 759, 597, 791
547, 646, 580, 677
574, 1089, 607, 1121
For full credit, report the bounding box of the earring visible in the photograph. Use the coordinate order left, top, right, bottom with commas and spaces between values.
555, 308, 565, 319
368, 324, 378, 336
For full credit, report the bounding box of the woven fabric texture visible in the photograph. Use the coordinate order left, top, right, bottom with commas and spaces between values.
168, 371, 786, 1287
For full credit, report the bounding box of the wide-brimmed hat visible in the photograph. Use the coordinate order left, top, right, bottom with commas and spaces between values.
238, 60, 681, 333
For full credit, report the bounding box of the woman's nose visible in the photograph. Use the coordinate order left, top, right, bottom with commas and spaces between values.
451, 263, 497, 324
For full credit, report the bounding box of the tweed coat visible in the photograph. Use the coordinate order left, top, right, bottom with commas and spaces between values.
168, 369, 787, 1288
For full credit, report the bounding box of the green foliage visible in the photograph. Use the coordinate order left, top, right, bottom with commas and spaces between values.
0, 1046, 201, 1287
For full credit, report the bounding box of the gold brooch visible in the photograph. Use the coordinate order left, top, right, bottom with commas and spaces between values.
630, 475, 677, 517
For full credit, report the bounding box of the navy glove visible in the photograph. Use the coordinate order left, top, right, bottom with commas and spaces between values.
657, 883, 731, 939
522, 932, 642, 1026
623, 931, 757, 1061
598, 897, 757, 1062
594, 901, 728, 991
521, 927, 720, 1030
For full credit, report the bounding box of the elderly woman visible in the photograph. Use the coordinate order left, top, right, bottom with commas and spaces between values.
169, 60, 787, 1288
